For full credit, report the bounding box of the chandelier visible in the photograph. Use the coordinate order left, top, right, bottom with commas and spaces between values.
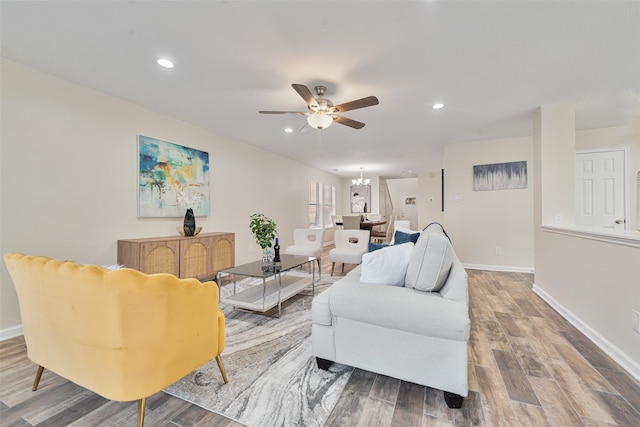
352, 168, 370, 186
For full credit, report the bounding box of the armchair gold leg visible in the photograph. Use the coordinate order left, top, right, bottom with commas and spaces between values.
215, 355, 229, 384
32, 365, 44, 391
137, 398, 146, 427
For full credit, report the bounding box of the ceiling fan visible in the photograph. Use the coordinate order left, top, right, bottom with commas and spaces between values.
259, 84, 379, 130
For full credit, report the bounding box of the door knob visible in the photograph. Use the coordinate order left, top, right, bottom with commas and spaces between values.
615, 219, 625, 224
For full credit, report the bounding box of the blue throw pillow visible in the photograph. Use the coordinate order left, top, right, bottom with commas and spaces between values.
368, 242, 388, 252
394, 230, 420, 245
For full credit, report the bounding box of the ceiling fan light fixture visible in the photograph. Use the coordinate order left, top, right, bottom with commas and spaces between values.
157, 58, 174, 68
307, 113, 333, 129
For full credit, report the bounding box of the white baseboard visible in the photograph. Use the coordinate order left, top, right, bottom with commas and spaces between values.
463, 263, 534, 273
533, 285, 640, 382
0, 324, 23, 341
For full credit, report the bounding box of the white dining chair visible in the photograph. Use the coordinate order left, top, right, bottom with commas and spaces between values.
284, 228, 325, 279
371, 214, 395, 244
331, 215, 343, 229
341, 215, 361, 230
329, 229, 370, 276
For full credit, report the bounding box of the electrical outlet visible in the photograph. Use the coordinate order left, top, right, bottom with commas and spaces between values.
495, 246, 502, 255
632, 310, 640, 333
554, 213, 564, 224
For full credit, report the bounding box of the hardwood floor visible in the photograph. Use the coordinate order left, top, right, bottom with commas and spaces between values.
1, 246, 639, 426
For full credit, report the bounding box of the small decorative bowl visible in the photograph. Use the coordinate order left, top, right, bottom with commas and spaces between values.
176, 226, 202, 236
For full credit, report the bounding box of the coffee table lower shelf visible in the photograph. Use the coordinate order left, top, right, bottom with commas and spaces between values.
222, 276, 311, 314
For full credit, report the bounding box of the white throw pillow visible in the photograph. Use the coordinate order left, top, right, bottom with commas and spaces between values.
359, 242, 414, 286
404, 232, 453, 292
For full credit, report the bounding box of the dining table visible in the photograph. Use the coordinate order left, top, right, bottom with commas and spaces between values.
359, 220, 386, 231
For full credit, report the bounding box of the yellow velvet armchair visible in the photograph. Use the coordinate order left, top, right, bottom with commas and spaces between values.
4, 253, 228, 427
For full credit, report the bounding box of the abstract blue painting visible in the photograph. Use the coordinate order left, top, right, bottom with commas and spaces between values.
138, 135, 210, 217
473, 161, 527, 191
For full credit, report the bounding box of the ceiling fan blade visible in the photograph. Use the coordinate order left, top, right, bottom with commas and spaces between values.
334, 115, 366, 129
292, 84, 318, 108
258, 110, 306, 115
333, 96, 379, 113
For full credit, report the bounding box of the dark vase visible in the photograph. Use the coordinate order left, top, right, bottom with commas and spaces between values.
273, 238, 280, 263
183, 208, 196, 236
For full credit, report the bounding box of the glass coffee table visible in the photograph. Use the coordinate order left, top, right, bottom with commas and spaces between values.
218, 254, 316, 317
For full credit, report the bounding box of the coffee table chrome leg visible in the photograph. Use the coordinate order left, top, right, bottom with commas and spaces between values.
277, 272, 282, 318
312, 260, 315, 297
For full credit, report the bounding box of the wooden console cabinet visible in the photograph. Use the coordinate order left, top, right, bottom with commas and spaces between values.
117, 232, 234, 281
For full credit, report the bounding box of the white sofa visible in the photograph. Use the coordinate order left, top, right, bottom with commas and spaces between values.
311, 227, 470, 408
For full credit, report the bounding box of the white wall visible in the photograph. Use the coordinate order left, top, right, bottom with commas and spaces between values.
534, 230, 640, 376
532, 104, 640, 378
0, 59, 342, 331
443, 136, 535, 271
418, 171, 443, 228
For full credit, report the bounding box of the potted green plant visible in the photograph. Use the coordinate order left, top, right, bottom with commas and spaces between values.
249, 213, 277, 262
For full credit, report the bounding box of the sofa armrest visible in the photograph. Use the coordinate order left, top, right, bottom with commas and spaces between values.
329, 279, 469, 342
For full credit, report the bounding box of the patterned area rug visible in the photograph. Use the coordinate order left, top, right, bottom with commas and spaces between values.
164, 272, 353, 427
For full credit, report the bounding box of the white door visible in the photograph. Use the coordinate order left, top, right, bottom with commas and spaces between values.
575, 149, 626, 229
400, 193, 418, 230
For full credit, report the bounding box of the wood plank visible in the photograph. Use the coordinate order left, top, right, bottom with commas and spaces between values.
559, 329, 622, 371
482, 321, 512, 351
553, 342, 617, 393
529, 377, 584, 426
593, 390, 640, 426
542, 356, 616, 424
507, 337, 551, 379
15, 381, 92, 425
142, 392, 192, 426
468, 321, 495, 368
511, 401, 552, 427
370, 374, 400, 403
325, 369, 376, 427
66, 400, 137, 427
474, 365, 519, 427
356, 396, 395, 427
421, 414, 454, 427
451, 391, 485, 427
423, 386, 453, 422
495, 311, 525, 337
390, 381, 424, 427
597, 367, 640, 415
492, 349, 540, 406
32, 393, 109, 426
512, 316, 563, 362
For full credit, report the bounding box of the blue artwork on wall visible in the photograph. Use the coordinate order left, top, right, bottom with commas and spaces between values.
138, 135, 210, 217
473, 161, 527, 191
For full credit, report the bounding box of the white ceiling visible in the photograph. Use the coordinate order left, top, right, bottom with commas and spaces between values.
2, 1, 639, 179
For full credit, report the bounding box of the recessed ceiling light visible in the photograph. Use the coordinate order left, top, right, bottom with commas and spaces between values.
284, 127, 293, 133
157, 58, 174, 68
432, 103, 444, 109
